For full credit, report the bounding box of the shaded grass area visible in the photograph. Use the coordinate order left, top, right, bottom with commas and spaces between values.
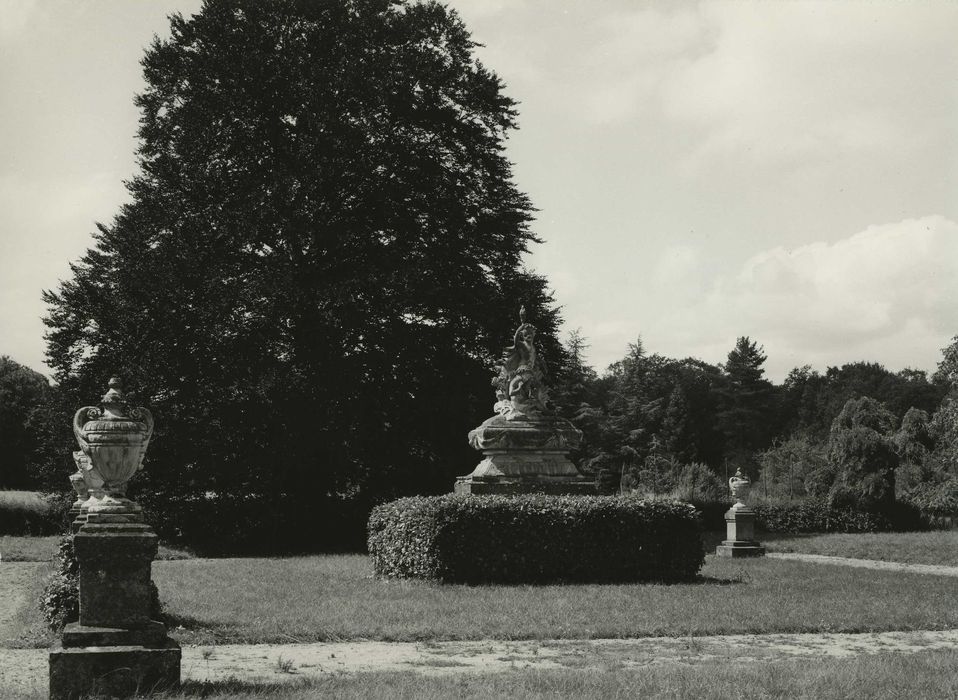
5, 649, 958, 700
142, 554, 958, 646
0, 535, 195, 562
0, 535, 61, 561
0, 490, 61, 536
0, 562, 52, 649
763, 530, 958, 566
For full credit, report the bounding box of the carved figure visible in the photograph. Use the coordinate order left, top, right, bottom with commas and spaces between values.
492, 307, 550, 420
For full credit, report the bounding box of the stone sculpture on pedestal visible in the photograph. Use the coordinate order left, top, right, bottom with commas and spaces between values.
715, 467, 766, 558
67, 452, 90, 531
49, 378, 180, 700
455, 308, 593, 495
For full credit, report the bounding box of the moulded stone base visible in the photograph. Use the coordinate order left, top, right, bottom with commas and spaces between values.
61, 620, 168, 648
715, 541, 766, 558
454, 476, 596, 496
49, 639, 180, 700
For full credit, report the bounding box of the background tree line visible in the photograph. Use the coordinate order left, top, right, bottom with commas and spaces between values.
553, 330, 957, 521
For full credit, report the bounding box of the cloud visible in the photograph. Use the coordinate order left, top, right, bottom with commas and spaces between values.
660, 2, 958, 170
0, 0, 36, 43
652, 216, 958, 379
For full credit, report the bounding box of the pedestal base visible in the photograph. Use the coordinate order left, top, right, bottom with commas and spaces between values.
715, 504, 765, 558
49, 639, 180, 700
454, 476, 596, 496
715, 541, 766, 558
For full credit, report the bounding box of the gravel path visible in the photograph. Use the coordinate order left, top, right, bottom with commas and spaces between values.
3, 628, 958, 697
766, 552, 958, 577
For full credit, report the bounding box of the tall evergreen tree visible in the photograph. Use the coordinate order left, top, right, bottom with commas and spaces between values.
716, 336, 774, 473
42, 0, 562, 551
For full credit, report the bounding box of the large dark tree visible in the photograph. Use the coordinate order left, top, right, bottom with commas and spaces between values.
42, 0, 562, 551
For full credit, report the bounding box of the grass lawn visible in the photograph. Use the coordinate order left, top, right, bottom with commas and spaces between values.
0, 490, 48, 510
763, 530, 958, 566
0, 535, 61, 562
138, 554, 958, 646
5, 648, 958, 700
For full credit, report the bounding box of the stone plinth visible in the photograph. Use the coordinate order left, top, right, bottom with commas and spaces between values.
50, 519, 181, 699
74, 521, 158, 629
49, 640, 180, 700
715, 504, 765, 558
455, 414, 594, 495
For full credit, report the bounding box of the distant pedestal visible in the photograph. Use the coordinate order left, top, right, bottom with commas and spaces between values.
455, 414, 593, 496
49, 518, 180, 700
715, 505, 765, 558
454, 473, 596, 495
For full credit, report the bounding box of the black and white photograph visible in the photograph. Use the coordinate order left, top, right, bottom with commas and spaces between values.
1, 1, 957, 698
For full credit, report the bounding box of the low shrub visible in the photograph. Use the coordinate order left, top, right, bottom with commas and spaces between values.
39, 534, 78, 630
368, 494, 704, 584
139, 490, 373, 555
692, 498, 928, 533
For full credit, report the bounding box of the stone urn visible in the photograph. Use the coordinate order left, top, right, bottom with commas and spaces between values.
72, 378, 153, 521
728, 468, 751, 509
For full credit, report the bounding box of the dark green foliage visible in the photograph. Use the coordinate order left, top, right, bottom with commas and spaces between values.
0, 491, 71, 535
0, 356, 56, 488
694, 499, 927, 533
904, 477, 958, 518
758, 435, 830, 499
140, 491, 372, 555
40, 535, 78, 630
828, 397, 899, 509
42, 0, 563, 551
715, 337, 775, 477
755, 500, 927, 534
367, 494, 704, 584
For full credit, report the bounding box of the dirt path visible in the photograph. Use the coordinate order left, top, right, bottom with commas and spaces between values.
766, 552, 958, 577
3, 628, 958, 697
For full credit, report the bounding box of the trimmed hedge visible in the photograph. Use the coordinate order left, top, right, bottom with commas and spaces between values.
367, 494, 704, 584
691, 498, 929, 533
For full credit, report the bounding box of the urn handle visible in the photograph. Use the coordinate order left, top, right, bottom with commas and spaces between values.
72, 406, 98, 457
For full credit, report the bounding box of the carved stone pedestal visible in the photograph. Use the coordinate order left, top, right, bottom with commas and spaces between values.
715, 505, 766, 558
49, 520, 181, 699
455, 414, 594, 496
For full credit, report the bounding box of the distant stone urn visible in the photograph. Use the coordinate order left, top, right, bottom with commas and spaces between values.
72, 377, 153, 521
728, 468, 751, 509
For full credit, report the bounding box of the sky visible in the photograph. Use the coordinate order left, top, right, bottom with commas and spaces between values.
1, 0, 957, 381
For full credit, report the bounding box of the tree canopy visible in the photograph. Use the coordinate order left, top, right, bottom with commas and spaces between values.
42, 0, 562, 551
